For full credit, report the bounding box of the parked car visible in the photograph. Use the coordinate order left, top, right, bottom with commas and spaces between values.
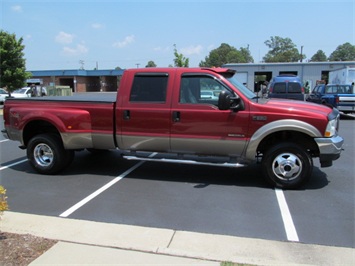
267, 75, 305, 101
10, 87, 33, 98
10, 86, 47, 98
200, 90, 219, 100
306, 84, 355, 113
0, 88, 9, 105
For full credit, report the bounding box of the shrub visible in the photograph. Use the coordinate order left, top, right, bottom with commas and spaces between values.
0, 185, 9, 217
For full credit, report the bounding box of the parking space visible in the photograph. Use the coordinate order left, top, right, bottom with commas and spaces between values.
0, 115, 354, 248
65, 162, 287, 241
285, 118, 355, 247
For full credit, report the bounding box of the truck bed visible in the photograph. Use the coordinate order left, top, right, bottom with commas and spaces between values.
4, 92, 118, 150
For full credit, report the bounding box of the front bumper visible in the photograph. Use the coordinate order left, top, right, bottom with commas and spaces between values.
314, 135, 344, 167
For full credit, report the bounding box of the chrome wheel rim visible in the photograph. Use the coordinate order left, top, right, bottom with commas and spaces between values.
272, 153, 302, 181
34, 143, 54, 167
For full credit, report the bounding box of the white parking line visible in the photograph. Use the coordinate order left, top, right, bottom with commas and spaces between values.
0, 159, 28, 171
0, 139, 9, 143
275, 188, 299, 242
59, 161, 145, 218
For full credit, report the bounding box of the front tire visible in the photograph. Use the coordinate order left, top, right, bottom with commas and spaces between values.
262, 142, 313, 189
27, 134, 73, 174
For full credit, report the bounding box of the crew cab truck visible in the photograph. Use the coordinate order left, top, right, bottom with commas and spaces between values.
306, 84, 355, 114
2, 68, 344, 189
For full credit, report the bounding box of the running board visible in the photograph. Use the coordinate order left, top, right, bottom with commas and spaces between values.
123, 155, 246, 168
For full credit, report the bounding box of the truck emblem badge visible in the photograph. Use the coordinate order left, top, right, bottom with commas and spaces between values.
252, 116, 267, 121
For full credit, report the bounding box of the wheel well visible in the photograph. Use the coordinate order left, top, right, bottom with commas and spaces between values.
257, 131, 319, 158
23, 120, 61, 147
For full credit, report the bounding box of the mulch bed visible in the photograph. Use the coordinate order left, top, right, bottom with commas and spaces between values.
0, 232, 57, 265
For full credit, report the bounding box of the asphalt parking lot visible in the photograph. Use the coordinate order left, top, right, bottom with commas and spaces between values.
0, 114, 354, 248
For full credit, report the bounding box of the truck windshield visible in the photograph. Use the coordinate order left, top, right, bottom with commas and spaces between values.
226, 75, 256, 99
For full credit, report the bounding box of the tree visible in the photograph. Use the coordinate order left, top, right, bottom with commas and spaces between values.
310, 50, 327, 62
199, 43, 253, 67
173, 44, 189, 67
328, 42, 355, 61
0, 30, 30, 92
239, 47, 254, 63
146, 60, 157, 67
263, 36, 304, 62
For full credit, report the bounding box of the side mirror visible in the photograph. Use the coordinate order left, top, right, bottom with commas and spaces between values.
218, 90, 244, 111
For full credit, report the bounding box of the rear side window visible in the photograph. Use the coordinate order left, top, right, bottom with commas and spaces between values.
130, 74, 168, 102
326, 86, 337, 94
288, 83, 302, 93
273, 83, 286, 93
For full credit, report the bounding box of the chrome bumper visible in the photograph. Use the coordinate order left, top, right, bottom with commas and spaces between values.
314, 135, 344, 167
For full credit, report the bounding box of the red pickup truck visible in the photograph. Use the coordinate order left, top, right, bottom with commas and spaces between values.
2, 67, 344, 189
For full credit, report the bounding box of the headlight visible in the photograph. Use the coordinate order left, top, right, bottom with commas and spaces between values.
324, 116, 339, 137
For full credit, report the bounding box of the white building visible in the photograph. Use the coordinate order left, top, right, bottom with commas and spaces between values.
223, 61, 355, 93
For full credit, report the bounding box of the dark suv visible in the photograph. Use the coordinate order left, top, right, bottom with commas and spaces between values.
267, 75, 305, 101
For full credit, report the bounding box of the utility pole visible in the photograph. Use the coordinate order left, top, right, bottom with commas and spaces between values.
79, 60, 84, 70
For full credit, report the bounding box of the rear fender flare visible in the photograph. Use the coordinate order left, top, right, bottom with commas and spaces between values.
20, 109, 93, 149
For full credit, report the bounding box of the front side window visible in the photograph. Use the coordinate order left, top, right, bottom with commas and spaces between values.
311, 86, 319, 93
130, 74, 168, 102
180, 75, 226, 105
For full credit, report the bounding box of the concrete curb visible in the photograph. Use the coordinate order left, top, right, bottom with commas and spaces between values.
31, 242, 218, 265
1, 212, 354, 265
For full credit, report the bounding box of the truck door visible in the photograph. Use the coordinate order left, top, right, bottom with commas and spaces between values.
118, 72, 173, 151
170, 73, 249, 157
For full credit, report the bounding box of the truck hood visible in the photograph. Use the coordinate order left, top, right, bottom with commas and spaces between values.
263, 98, 332, 117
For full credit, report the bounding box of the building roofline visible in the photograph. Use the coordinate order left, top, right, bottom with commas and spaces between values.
223, 61, 355, 67
28, 69, 125, 77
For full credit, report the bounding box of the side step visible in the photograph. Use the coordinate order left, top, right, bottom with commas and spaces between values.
123, 155, 246, 168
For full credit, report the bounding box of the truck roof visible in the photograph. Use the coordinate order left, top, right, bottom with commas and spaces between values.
125, 67, 236, 75
271, 75, 301, 83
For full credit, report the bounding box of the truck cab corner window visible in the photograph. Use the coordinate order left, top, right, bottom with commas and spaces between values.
130, 74, 168, 103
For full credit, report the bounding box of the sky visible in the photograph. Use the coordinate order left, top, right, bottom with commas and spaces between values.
1, 0, 354, 71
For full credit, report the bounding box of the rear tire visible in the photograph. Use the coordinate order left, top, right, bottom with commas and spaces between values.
262, 142, 313, 189
27, 134, 72, 174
